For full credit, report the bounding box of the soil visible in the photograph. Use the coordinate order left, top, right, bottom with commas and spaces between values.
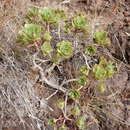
0, 0, 130, 130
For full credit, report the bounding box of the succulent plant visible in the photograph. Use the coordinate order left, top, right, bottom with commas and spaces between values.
85, 45, 97, 56
48, 118, 56, 126
93, 57, 116, 80
57, 99, 65, 109
57, 41, 74, 58
77, 76, 89, 86
43, 31, 52, 41
17, 24, 42, 44
71, 106, 80, 116
41, 41, 53, 55
79, 66, 90, 76
68, 89, 80, 100
72, 15, 87, 30
94, 31, 111, 46
39, 8, 65, 25
76, 117, 86, 129
27, 8, 39, 17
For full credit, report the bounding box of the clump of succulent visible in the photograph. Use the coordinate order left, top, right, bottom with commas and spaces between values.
93, 57, 116, 80
77, 76, 89, 86
85, 45, 97, 56
68, 89, 80, 100
41, 41, 53, 55
72, 15, 88, 32
56, 99, 65, 109
93, 64, 106, 80
57, 41, 74, 58
77, 66, 90, 87
79, 65, 90, 76
41, 31, 53, 55
26, 8, 39, 20
17, 24, 42, 44
51, 53, 61, 63
48, 118, 56, 126
39, 8, 65, 25
94, 31, 111, 46
71, 106, 81, 116
106, 62, 116, 77
76, 117, 86, 129
16, 7, 118, 130
64, 14, 89, 33
43, 31, 52, 41
54, 9, 66, 20
39, 8, 56, 24
64, 24, 72, 33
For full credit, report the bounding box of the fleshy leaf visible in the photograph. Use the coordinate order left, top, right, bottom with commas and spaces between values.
93, 57, 116, 80
48, 118, 56, 126
80, 66, 89, 75
85, 45, 97, 56
71, 106, 80, 116
72, 15, 87, 29
57, 41, 74, 58
41, 42, 53, 55
17, 24, 42, 44
44, 31, 52, 41
39, 8, 65, 25
77, 76, 89, 86
94, 31, 111, 46
56, 99, 65, 109
76, 117, 86, 129
68, 89, 80, 100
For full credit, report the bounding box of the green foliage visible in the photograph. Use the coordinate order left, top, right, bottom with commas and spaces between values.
71, 106, 80, 116
64, 24, 72, 33
94, 31, 111, 46
39, 8, 65, 25
43, 31, 52, 41
68, 89, 80, 100
76, 117, 86, 129
64, 14, 89, 33
51, 53, 61, 63
54, 9, 66, 20
39, 8, 56, 24
80, 66, 89, 76
57, 41, 74, 58
56, 99, 65, 109
48, 118, 56, 126
17, 24, 42, 44
85, 45, 97, 56
99, 57, 116, 78
41, 41, 53, 55
77, 76, 89, 86
27, 8, 39, 18
93, 57, 116, 80
106, 62, 116, 78
99, 57, 107, 65
16, 8, 118, 130
94, 31, 107, 41
93, 64, 107, 80
72, 15, 87, 30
